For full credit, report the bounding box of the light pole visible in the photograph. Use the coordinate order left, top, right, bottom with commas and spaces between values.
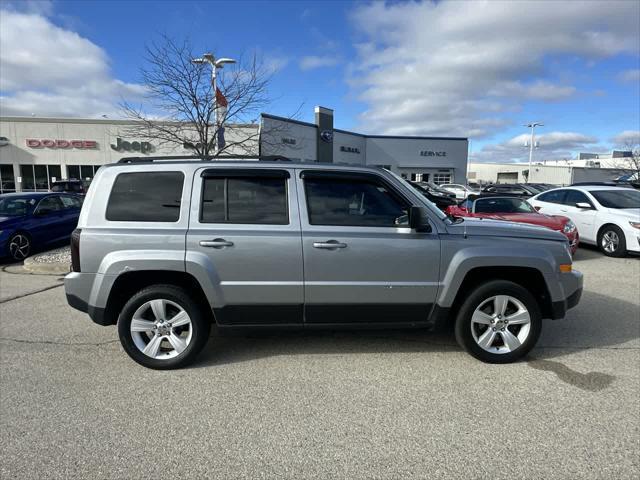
524, 122, 543, 183
191, 53, 236, 155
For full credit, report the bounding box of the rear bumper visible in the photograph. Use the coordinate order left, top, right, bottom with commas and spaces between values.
550, 270, 583, 319
64, 272, 109, 326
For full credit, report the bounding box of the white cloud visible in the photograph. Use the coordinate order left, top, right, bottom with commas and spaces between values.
0, 9, 143, 117
611, 130, 640, 146
472, 131, 600, 163
299, 55, 340, 71
350, 0, 640, 138
617, 69, 640, 83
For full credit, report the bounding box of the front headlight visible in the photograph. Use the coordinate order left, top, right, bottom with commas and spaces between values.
563, 220, 576, 233
629, 221, 640, 229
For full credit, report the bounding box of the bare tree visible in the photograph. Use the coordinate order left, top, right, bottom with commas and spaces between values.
120, 35, 290, 158
611, 138, 640, 182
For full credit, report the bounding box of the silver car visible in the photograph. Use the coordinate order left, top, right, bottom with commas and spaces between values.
65, 158, 583, 369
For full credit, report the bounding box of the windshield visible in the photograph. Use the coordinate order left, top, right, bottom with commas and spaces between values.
0, 197, 37, 216
591, 189, 640, 209
387, 171, 448, 220
51, 183, 66, 192
474, 197, 536, 214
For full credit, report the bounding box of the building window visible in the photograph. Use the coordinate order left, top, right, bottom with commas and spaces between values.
0, 164, 16, 193
19, 164, 63, 191
67, 164, 101, 181
433, 173, 452, 185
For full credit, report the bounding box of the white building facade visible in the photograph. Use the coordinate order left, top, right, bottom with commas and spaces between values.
0, 107, 468, 192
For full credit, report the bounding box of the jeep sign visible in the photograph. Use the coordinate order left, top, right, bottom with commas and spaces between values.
110, 137, 153, 154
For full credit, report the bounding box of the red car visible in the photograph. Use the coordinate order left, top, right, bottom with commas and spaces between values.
445, 196, 579, 254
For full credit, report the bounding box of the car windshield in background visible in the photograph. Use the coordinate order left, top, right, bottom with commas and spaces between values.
591, 189, 640, 209
388, 171, 447, 220
51, 184, 66, 192
0, 197, 36, 216
474, 197, 536, 214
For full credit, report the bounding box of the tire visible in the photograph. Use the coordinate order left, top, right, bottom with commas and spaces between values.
597, 224, 627, 257
117, 285, 211, 369
6, 232, 31, 262
454, 280, 542, 364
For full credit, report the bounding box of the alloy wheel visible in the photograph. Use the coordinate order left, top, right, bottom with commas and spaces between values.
601, 231, 619, 253
9, 234, 30, 260
470, 295, 531, 354
130, 299, 193, 360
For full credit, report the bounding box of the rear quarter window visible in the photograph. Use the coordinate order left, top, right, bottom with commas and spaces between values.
106, 171, 184, 222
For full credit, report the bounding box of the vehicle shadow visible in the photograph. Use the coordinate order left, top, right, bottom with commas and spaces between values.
573, 243, 640, 262
195, 290, 639, 370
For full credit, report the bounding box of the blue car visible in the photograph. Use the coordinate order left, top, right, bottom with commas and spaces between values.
0, 192, 82, 261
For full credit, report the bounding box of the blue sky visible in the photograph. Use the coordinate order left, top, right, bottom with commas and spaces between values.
0, 0, 639, 162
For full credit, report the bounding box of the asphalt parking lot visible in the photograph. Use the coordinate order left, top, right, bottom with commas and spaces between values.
0, 247, 638, 479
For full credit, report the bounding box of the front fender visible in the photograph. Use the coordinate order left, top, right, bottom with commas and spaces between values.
436, 245, 562, 307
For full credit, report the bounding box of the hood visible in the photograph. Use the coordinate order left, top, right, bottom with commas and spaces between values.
446, 217, 567, 242
480, 212, 564, 231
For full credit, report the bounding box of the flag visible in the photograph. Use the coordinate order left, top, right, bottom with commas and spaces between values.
215, 88, 228, 108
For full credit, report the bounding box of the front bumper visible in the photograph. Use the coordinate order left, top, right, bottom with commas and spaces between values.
550, 270, 583, 319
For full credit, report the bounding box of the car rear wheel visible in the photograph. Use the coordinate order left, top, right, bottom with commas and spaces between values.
598, 225, 626, 257
7, 233, 31, 261
455, 280, 542, 363
117, 285, 211, 369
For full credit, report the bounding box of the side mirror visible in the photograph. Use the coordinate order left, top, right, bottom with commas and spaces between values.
409, 206, 432, 233
575, 202, 592, 209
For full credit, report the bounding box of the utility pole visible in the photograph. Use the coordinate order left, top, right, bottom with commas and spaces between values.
524, 122, 543, 183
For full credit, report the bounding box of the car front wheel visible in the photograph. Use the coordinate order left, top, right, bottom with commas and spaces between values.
7, 232, 31, 261
117, 285, 211, 369
598, 225, 627, 257
455, 280, 542, 363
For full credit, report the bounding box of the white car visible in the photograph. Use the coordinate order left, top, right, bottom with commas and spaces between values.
440, 183, 479, 199
529, 186, 640, 257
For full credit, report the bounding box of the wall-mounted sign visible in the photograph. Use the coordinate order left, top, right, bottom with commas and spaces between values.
340, 146, 360, 154
320, 130, 333, 143
282, 137, 296, 145
26, 139, 97, 149
420, 150, 446, 157
110, 137, 153, 154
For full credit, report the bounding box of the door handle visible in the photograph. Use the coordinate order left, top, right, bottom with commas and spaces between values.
313, 240, 347, 250
200, 238, 234, 249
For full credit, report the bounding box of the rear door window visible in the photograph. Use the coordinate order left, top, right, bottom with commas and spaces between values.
200, 172, 288, 224
537, 189, 567, 204
106, 172, 184, 222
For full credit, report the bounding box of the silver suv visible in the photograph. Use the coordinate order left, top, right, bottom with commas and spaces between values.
65, 158, 583, 369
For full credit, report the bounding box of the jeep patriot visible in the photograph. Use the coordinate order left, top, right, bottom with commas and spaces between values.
65, 157, 583, 369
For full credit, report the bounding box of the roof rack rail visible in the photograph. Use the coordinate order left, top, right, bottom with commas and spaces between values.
117, 154, 291, 164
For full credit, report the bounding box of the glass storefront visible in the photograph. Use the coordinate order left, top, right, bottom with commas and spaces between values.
0, 164, 16, 193
19, 164, 63, 191
67, 164, 101, 181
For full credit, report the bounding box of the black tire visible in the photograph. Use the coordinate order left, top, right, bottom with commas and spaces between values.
6, 232, 31, 262
597, 224, 627, 257
117, 285, 211, 370
454, 280, 542, 364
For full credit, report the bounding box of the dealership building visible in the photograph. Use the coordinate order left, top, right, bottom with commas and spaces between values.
0, 107, 469, 193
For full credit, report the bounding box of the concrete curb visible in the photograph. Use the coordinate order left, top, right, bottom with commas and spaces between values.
23, 257, 70, 275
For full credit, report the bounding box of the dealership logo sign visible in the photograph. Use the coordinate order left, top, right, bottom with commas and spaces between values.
320, 130, 333, 143
420, 150, 446, 157
26, 139, 97, 149
340, 146, 360, 154
281, 137, 297, 145
111, 137, 153, 154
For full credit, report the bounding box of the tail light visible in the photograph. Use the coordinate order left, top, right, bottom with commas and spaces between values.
71, 228, 81, 272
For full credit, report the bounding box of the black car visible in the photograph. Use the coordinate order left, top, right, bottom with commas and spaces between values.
410, 181, 458, 210
481, 184, 534, 197
50, 179, 90, 196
